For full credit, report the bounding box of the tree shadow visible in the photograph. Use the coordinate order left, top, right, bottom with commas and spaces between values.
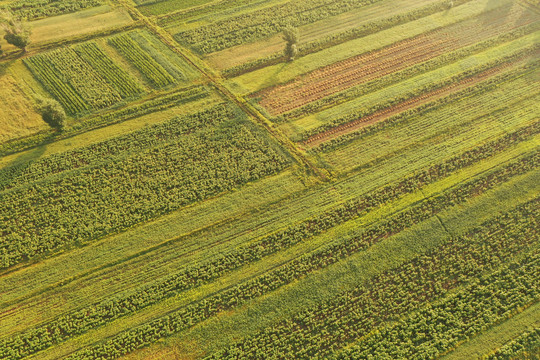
0, 144, 48, 191
257, 62, 290, 91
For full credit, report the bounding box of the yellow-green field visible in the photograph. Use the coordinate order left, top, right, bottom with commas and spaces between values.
0, 0, 539, 359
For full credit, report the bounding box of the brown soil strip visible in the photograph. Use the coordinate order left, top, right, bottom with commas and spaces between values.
304, 55, 537, 148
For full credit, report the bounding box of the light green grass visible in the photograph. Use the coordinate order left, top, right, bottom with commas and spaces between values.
226, 0, 513, 95
0, 74, 46, 142
323, 78, 539, 173
120, 168, 540, 360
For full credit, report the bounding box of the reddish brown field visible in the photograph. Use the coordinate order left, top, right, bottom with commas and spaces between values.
255, 5, 536, 116
304, 54, 537, 147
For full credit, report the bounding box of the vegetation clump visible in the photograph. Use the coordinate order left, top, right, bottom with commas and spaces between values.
37, 98, 67, 131
0, 11, 31, 52
283, 26, 299, 61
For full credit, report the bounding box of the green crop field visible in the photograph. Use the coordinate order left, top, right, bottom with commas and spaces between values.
0, 0, 538, 359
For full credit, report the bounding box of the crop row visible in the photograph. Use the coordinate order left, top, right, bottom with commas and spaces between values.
128, 30, 195, 82
0, 85, 208, 158
71, 86, 208, 132
24, 55, 90, 115
2, 124, 537, 358
0, 104, 289, 269
334, 250, 540, 359
313, 60, 539, 149
73, 42, 145, 99
108, 33, 176, 89
55, 151, 539, 360
483, 328, 540, 360
24, 44, 143, 114
205, 199, 539, 359
176, 0, 385, 54
278, 24, 538, 122
40, 47, 121, 109
157, 0, 256, 23
1, 0, 103, 20
222, 0, 475, 78
0, 97, 223, 192
303, 49, 540, 146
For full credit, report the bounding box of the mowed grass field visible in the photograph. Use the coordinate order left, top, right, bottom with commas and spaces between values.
0, 0, 539, 359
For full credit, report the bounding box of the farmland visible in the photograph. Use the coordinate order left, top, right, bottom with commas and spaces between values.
0, 0, 538, 359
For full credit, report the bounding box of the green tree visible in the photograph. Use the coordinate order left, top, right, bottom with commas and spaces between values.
283, 26, 298, 61
1, 11, 31, 52
38, 98, 67, 130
